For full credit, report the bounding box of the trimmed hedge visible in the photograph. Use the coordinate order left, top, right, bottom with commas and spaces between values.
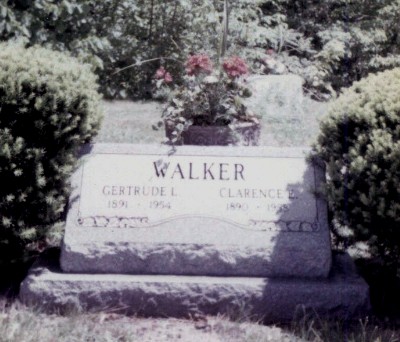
313, 68, 400, 271
0, 42, 103, 264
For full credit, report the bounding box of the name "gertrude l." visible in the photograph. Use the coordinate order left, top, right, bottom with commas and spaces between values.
153, 161, 245, 181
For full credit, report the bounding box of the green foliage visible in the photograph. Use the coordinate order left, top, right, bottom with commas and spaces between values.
280, 0, 400, 97
90, 0, 400, 99
0, 42, 103, 264
98, 0, 197, 99
0, 0, 110, 68
0, 0, 282, 98
2, 0, 400, 99
313, 68, 400, 272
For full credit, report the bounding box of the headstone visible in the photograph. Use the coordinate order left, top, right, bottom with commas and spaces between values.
20, 143, 370, 321
244, 75, 316, 147
60, 144, 331, 278
244, 75, 304, 119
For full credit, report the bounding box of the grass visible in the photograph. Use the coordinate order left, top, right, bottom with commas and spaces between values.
290, 315, 399, 342
95, 97, 327, 146
2, 98, 400, 341
0, 299, 399, 342
0, 301, 303, 342
95, 101, 166, 144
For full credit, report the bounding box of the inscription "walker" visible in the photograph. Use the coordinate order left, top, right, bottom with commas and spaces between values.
153, 161, 245, 180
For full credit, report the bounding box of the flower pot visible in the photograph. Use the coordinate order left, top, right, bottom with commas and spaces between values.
165, 121, 260, 146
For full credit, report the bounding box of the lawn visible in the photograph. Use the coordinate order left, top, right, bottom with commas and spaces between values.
95, 97, 328, 147
0, 299, 398, 342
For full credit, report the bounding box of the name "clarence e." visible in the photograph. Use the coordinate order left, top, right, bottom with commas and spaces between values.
153, 161, 245, 181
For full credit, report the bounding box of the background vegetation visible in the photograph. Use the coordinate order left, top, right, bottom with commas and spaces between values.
1, 0, 400, 99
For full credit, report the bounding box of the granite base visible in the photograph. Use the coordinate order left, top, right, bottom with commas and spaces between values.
20, 252, 369, 323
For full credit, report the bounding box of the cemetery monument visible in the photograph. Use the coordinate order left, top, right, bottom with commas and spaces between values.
20, 143, 370, 322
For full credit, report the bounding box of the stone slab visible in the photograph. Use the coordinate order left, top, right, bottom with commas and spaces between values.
61, 144, 331, 278
244, 75, 304, 119
20, 252, 370, 323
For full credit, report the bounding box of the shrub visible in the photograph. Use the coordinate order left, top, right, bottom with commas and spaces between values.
0, 42, 103, 265
313, 68, 400, 272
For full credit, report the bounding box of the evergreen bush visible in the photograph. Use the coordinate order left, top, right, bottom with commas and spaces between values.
0, 42, 103, 265
313, 68, 400, 272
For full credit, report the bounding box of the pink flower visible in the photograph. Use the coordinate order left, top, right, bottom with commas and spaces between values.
222, 56, 248, 78
154, 66, 173, 83
154, 66, 167, 79
164, 71, 173, 83
186, 54, 213, 76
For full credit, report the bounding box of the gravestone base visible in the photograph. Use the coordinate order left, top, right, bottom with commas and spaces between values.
20, 251, 370, 323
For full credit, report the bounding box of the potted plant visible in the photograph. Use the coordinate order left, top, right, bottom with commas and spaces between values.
117, 0, 261, 146
156, 54, 260, 146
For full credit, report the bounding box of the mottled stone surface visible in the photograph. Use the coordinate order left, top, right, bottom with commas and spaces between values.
244, 75, 305, 119
60, 144, 331, 278
20, 252, 370, 322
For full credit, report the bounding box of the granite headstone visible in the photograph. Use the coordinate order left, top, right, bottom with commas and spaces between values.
60, 144, 331, 278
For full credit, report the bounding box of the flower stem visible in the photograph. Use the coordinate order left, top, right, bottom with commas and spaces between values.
220, 0, 229, 59
112, 57, 183, 75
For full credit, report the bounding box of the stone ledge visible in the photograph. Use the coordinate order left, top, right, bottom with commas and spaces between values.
20, 252, 370, 323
